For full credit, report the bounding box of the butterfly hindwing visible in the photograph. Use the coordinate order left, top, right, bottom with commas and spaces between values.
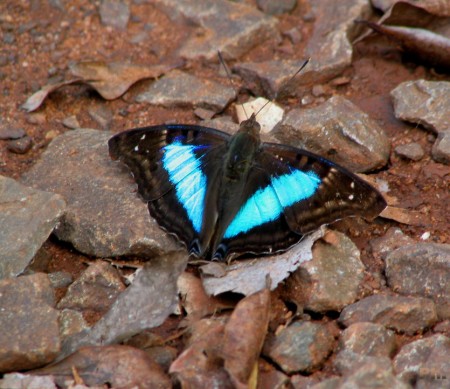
109, 124, 230, 249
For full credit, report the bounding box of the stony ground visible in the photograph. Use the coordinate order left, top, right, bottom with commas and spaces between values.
0, 0, 449, 388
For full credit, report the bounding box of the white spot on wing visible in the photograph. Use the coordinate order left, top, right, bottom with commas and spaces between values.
140, 134, 146, 140
348, 194, 354, 200
350, 182, 355, 189
134, 145, 139, 152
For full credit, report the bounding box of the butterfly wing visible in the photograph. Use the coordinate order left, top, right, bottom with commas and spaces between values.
214, 142, 386, 259
109, 124, 230, 251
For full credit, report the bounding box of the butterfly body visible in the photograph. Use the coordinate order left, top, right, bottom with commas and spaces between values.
109, 114, 386, 261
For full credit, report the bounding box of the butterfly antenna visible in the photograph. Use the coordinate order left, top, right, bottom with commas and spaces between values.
254, 58, 311, 119
218, 50, 249, 120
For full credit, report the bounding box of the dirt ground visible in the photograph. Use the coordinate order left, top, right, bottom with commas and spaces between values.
0, 0, 449, 385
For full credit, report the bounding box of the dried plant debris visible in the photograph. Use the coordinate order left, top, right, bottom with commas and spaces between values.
371, 0, 450, 18
22, 61, 180, 112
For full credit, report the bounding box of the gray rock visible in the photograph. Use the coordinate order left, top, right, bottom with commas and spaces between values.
60, 252, 187, 359
155, 0, 278, 60
0, 175, 66, 279
257, 0, 297, 15
99, 0, 130, 30
395, 142, 424, 161
391, 80, 450, 135
0, 374, 57, 389
21, 129, 179, 258
58, 309, 89, 341
136, 70, 236, 113
338, 322, 396, 358
88, 104, 113, 130
369, 227, 415, 260
385, 243, 450, 320
314, 362, 412, 389
333, 349, 393, 377
393, 334, 450, 388
6, 135, 33, 154
61, 115, 80, 129
273, 95, 390, 172
47, 271, 73, 288
339, 294, 438, 335
433, 320, 450, 337
200, 116, 240, 135
0, 126, 26, 140
304, 0, 372, 83
0, 273, 60, 372
431, 130, 450, 164
264, 321, 334, 374
284, 231, 365, 312
57, 260, 125, 313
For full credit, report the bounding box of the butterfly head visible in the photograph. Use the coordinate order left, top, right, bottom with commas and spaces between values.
238, 113, 261, 138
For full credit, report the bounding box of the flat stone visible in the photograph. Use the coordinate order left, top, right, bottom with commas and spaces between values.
0, 273, 60, 372
88, 104, 113, 130
0, 175, 66, 279
264, 321, 334, 374
6, 135, 33, 154
391, 80, 450, 135
58, 309, 89, 341
200, 116, 240, 135
0, 374, 57, 389
395, 142, 425, 161
57, 260, 125, 313
155, 0, 278, 60
136, 70, 236, 113
393, 334, 450, 387
235, 97, 284, 133
385, 243, 450, 320
338, 322, 396, 358
432, 130, 450, 165
333, 349, 393, 377
256, 0, 297, 15
21, 129, 179, 258
272, 95, 390, 172
0, 126, 26, 140
284, 231, 365, 312
339, 294, 438, 335
369, 227, 415, 260
60, 252, 187, 359
61, 115, 80, 129
99, 0, 130, 30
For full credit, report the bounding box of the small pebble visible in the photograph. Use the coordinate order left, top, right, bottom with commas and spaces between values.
194, 107, 215, 120
312, 84, 326, 97
283, 27, 302, 44
7, 136, 33, 154
330, 76, 351, 86
0, 127, 26, 140
62, 115, 80, 129
394, 143, 424, 161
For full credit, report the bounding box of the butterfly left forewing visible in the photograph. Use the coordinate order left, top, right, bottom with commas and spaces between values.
109, 124, 230, 253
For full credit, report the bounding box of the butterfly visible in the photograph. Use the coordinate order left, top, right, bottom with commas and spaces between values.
109, 113, 386, 261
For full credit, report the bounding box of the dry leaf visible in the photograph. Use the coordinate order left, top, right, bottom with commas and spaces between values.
357, 20, 450, 68
372, 0, 450, 17
223, 288, 271, 388
69, 61, 179, 100
21, 79, 83, 112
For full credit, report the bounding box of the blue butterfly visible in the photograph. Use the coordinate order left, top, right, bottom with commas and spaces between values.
109, 114, 386, 260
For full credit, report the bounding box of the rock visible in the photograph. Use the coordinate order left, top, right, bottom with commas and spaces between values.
369, 227, 415, 260
60, 252, 187, 359
0, 126, 26, 140
200, 116, 240, 135
99, 0, 130, 30
395, 142, 424, 161
284, 231, 365, 312
264, 321, 334, 374
333, 349, 393, 377
393, 334, 450, 387
339, 294, 438, 335
316, 362, 412, 389
58, 309, 89, 341
155, 0, 278, 60
0, 273, 60, 372
432, 130, 450, 164
21, 129, 179, 258
272, 95, 390, 172
391, 80, 450, 135
61, 115, 80, 129
385, 243, 450, 320
136, 70, 236, 113
0, 373, 57, 389
47, 271, 73, 288
256, 0, 297, 15
88, 104, 113, 130
338, 322, 396, 358
0, 175, 66, 279
6, 135, 33, 154
57, 260, 126, 313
